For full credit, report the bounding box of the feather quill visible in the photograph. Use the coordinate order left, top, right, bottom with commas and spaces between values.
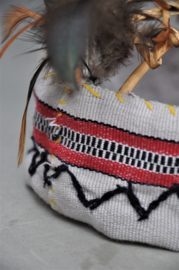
18, 58, 49, 167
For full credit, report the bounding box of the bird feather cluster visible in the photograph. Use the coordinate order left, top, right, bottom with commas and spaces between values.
1, 0, 179, 165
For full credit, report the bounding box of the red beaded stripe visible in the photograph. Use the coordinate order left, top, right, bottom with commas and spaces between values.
35, 95, 179, 156
33, 127, 179, 188
56, 114, 179, 156
35, 94, 57, 118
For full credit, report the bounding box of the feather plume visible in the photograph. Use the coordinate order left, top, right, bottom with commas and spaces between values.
42, 0, 178, 83
2, 1, 178, 80
0, 7, 43, 59
43, 0, 150, 81
18, 58, 49, 167
0, 21, 38, 58
2, 6, 42, 43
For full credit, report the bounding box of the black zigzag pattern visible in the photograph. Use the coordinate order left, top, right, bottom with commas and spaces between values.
28, 142, 179, 221
28, 138, 48, 177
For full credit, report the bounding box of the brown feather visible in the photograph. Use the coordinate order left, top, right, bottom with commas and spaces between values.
18, 102, 28, 167
18, 58, 49, 167
2, 6, 42, 43
0, 21, 38, 59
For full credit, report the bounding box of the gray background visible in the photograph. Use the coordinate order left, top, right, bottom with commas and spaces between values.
0, 1, 179, 269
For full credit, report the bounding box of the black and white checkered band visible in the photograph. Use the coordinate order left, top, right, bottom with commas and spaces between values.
34, 111, 56, 141
34, 111, 179, 175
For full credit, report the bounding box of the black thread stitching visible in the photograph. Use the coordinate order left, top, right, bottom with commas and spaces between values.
48, 164, 179, 221
43, 164, 51, 188
27, 136, 37, 154
28, 145, 179, 221
29, 151, 48, 176
28, 139, 48, 176
138, 183, 179, 221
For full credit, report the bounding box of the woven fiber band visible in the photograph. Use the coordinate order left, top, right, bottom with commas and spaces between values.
25, 75, 179, 251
